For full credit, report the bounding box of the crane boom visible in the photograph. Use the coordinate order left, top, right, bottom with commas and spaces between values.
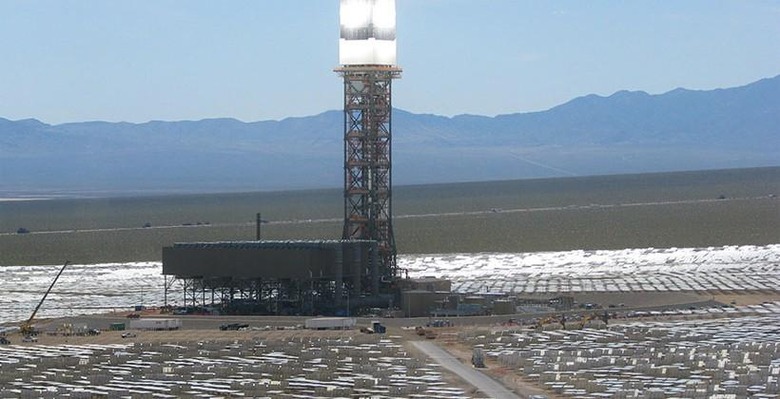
21, 260, 70, 335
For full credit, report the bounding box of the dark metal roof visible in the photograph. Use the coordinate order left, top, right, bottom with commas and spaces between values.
172, 240, 376, 250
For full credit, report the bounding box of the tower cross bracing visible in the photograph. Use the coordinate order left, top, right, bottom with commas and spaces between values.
338, 65, 401, 282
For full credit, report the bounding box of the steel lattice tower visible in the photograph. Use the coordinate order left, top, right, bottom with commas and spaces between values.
337, 0, 401, 282
337, 65, 401, 280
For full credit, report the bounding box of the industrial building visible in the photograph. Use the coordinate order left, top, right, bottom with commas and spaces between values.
162, 240, 385, 315
162, 0, 414, 316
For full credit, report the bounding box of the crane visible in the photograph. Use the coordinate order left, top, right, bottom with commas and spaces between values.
20, 260, 70, 336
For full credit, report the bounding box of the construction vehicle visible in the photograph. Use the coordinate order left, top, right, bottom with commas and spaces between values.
414, 326, 438, 339
371, 320, 386, 334
578, 311, 610, 329
20, 260, 70, 337
535, 313, 566, 330
578, 313, 595, 329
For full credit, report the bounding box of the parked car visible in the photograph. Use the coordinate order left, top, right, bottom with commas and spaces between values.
121, 332, 137, 338
219, 323, 249, 331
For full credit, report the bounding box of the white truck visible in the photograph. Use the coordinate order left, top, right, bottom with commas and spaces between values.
129, 318, 181, 331
304, 317, 356, 330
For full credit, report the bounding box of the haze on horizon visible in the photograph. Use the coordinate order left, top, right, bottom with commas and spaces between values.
1, 0, 778, 125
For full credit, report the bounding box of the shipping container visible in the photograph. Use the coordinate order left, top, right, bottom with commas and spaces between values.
129, 318, 181, 331
304, 317, 355, 330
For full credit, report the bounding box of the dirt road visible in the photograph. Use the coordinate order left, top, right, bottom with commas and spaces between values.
413, 340, 522, 399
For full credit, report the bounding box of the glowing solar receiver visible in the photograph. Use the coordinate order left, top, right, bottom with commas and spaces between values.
339, 0, 397, 65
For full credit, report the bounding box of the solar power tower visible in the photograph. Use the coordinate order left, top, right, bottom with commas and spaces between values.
336, 0, 401, 284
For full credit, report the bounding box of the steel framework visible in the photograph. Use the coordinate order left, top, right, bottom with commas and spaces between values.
337, 65, 401, 283
164, 276, 341, 316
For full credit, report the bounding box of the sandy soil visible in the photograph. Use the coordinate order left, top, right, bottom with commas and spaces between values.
10, 290, 774, 346
710, 291, 780, 306
10, 327, 362, 347
440, 334, 558, 399
402, 335, 485, 398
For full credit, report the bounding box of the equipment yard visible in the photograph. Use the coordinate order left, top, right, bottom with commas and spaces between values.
2, 290, 780, 398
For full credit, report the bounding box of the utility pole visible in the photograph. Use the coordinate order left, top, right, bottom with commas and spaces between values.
256, 213, 262, 240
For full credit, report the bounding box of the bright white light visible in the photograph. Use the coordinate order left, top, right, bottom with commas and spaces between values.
341, 0, 372, 29
372, 0, 396, 29
340, 38, 396, 65
339, 0, 397, 65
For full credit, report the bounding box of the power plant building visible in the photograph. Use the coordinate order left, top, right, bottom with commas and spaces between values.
162, 241, 379, 315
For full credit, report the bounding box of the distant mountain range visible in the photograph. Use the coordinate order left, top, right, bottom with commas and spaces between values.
1, 75, 778, 196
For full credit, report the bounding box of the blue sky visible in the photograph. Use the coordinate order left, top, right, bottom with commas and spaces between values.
1, 0, 778, 124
